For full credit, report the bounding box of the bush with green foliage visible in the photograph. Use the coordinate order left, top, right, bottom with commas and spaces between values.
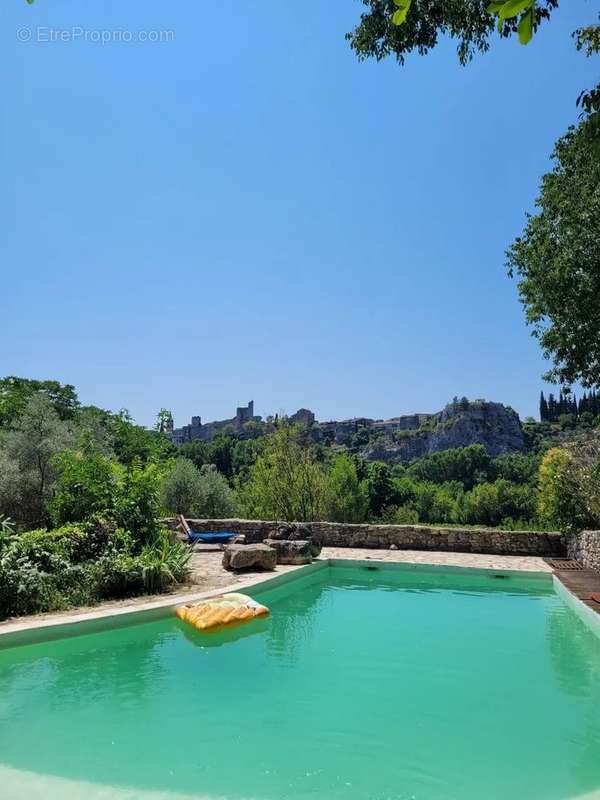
493, 452, 540, 484
364, 461, 395, 517
161, 458, 238, 519
0, 523, 189, 620
379, 505, 419, 525
180, 434, 263, 480
0, 526, 97, 618
323, 454, 369, 523
51, 450, 119, 526
194, 464, 238, 518
407, 444, 493, 489
138, 534, 191, 593
114, 463, 162, 545
161, 458, 204, 516
239, 424, 326, 521
458, 479, 537, 527
537, 445, 600, 533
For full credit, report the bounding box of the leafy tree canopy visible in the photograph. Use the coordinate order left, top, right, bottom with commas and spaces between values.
0, 376, 79, 428
506, 123, 600, 386
347, 0, 558, 65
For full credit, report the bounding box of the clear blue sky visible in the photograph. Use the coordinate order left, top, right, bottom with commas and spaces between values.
1, 0, 596, 427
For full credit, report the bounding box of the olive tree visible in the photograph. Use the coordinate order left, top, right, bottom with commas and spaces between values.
0, 395, 74, 528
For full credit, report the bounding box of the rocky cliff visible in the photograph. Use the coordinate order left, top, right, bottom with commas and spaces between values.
170, 396, 526, 464
361, 400, 525, 463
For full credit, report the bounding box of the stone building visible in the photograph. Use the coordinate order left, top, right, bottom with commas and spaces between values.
169, 397, 525, 462
289, 408, 316, 426
170, 401, 260, 444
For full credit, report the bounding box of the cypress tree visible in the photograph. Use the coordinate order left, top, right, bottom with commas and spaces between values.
539, 391, 549, 422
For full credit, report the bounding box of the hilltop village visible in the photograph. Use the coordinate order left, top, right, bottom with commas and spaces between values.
167, 398, 526, 462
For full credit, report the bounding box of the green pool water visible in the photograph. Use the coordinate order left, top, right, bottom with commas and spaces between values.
1, 563, 600, 800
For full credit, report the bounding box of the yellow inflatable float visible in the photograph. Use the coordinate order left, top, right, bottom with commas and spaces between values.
176, 593, 269, 633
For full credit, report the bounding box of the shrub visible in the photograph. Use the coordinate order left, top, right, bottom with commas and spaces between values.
538, 448, 588, 533
92, 552, 144, 599
0, 542, 95, 619
10, 524, 90, 570
195, 464, 237, 518
429, 485, 459, 523
138, 533, 190, 593
379, 505, 419, 524
240, 424, 326, 521
9, 517, 115, 568
50, 450, 118, 525
458, 480, 537, 527
161, 458, 203, 516
0, 520, 187, 619
407, 445, 493, 489
0, 549, 55, 618
93, 530, 189, 598
492, 452, 541, 485
365, 462, 395, 517
458, 483, 503, 526
114, 463, 162, 546
323, 454, 369, 523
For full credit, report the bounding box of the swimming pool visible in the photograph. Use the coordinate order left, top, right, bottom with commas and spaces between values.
1, 562, 600, 800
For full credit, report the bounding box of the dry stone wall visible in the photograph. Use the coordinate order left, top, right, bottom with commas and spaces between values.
568, 530, 600, 572
171, 518, 565, 557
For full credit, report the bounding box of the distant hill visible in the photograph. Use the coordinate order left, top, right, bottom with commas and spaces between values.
336, 400, 525, 464
171, 397, 527, 463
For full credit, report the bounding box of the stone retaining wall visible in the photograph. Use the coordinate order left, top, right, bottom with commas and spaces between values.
567, 530, 600, 572
168, 518, 565, 557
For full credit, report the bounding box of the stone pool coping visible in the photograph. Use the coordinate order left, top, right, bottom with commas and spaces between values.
0, 548, 556, 649
0, 561, 322, 650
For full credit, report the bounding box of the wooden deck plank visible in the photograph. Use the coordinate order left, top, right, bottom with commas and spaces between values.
552, 565, 600, 614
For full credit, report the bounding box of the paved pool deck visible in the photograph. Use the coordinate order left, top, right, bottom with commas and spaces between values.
320, 547, 553, 572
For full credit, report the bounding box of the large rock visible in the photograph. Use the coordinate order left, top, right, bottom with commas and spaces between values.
269, 523, 308, 541
268, 523, 322, 557
264, 539, 314, 565
222, 543, 276, 572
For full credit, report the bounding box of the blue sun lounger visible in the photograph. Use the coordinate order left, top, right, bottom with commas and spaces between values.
178, 515, 238, 546
188, 530, 238, 544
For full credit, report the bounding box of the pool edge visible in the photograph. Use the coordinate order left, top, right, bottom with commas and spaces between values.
553, 574, 600, 640
0, 561, 329, 650
2, 554, 598, 649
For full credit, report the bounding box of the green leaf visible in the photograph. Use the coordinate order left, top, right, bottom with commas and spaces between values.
486, 2, 505, 14
499, 0, 533, 20
392, 0, 411, 25
518, 8, 534, 44
393, 0, 410, 6
497, 17, 504, 33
